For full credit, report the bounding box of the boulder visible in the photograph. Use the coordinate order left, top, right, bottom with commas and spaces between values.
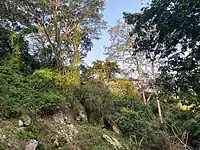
21, 115, 31, 126
76, 105, 87, 122
25, 139, 38, 150
52, 111, 72, 125
103, 134, 122, 149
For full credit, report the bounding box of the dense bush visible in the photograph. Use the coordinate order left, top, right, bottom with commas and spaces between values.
166, 108, 200, 149
113, 96, 153, 136
0, 65, 68, 118
110, 94, 200, 149
75, 80, 113, 122
111, 96, 180, 149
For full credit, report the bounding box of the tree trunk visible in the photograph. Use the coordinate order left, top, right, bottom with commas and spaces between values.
151, 61, 163, 123
70, 25, 81, 83
135, 53, 147, 104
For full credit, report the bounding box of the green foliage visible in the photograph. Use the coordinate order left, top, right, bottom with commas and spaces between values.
17, 130, 37, 140
0, 27, 39, 73
82, 60, 120, 81
112, 97, 153, 145
0, 26, 11, 59
16, 120, 47, 141
77, 124, 126, 150
108, 78, 139, 97
15, 120, 60, 149
111, 96, 183, 149
166, 108, 200, 147
0, 64, 67, 118
124, 0, 200, 108
75, 80, 113, 122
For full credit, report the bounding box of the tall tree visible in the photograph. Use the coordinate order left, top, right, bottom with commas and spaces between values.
119, 13, 164, 122
106, 21, 150, 104
0, 0, 106, 75
124, 0, 200, 109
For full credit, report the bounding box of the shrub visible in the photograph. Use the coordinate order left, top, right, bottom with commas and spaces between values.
75, 80, 113, 122
0, 66, 67, 118
111, 95, 172, 149
166, 109, 200, 148
113, 97, 153, 138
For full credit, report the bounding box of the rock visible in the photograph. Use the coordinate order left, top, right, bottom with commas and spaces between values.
53, 138, 59, 147
2, 134, 6, 139
18, 120, 24, 127
64, 115, 72, 124
53, 112, 66, 125
66, 123, 78, 142
112, 125, 120, 135
55, 123, 78, 143
21, 115, 31, 126
103, 134, 122, 150
76, 105, 87, 122
25, 139, 38, 150
53, 111, 73, 125
49, 109, 79, 144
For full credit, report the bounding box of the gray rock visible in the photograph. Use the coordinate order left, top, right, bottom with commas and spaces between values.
53, 111, 73, 125
52, 112, 66, 125
25, 139, 38, 150
21, 115, 31, 126
103, 134, 122, 149
76, 105, 87, 122
64, 115, 72, 124
18, 120, 24, 127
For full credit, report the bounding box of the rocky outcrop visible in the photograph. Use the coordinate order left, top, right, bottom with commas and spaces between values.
103, 134, 122, 149
52, 111, 70, 125
75, 104, 87, 122
25, 140, 38, 150
52, 110, 78, 143
0, 105, 129, 150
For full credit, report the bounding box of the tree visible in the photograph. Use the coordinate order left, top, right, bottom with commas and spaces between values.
0, 0, 33, 27
83, 60, 120, 80
124, 0, 200, 109
0, 26, 11, 59
120, 12, 164, 122
106, 21, 151, 104
33, 0, 105, 71
0, 24, 39, 72
0, 0, 106, 76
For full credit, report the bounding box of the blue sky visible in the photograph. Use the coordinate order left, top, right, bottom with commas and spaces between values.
85, 0, 149, 64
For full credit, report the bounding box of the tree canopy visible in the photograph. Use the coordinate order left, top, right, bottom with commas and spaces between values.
123, 0, 200, 109
0, 0, 200, 149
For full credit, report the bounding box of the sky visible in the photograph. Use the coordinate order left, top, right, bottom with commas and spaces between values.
85, 0, 149, 65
